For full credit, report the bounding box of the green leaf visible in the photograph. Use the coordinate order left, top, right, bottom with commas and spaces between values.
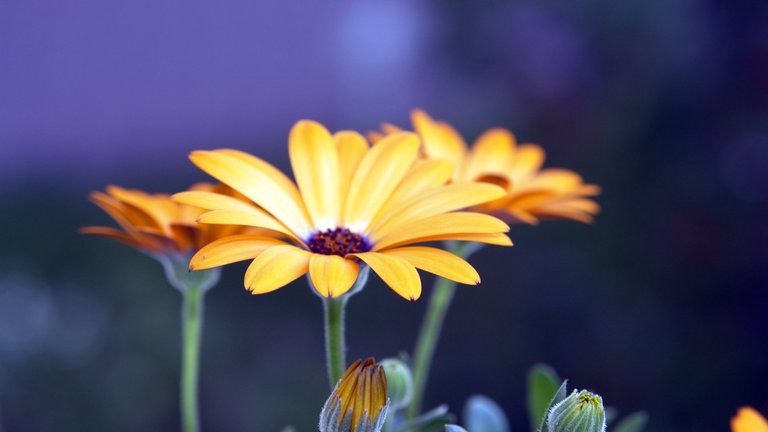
611, 412, 648, 432
527, 364, 562, 432
464, 395, 510, 432
539, 380, 568, 432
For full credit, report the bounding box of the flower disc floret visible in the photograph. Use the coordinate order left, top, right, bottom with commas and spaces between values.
308, 227, 372, 257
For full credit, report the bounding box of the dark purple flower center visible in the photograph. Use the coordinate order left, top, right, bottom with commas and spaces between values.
307, 227, 372, 257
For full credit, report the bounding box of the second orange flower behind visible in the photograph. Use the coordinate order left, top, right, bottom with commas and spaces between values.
175, 121, 512, 300
371, 110, 601, 225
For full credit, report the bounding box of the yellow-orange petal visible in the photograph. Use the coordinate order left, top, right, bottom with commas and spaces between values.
371, 159, 454, 225
509, 144, 545, 184
215, 149, 309, 203
383, 246, 480, 285
343, 132, 420, 232
406, 232, 513, 246
462, 128, 516, 181
732, 407, 768, 432
556, 198, 601, 214
173, 191, 259, 213
351, 252, 421, 300
243, 245, 311, 294
189, 235, 287, 270
308, 254, 360, 298
334, 131, 369, 210
89, 191, 152, 233
517, 168, 583, 194
196, 209, 300, 242
189, 150, 311, 239
373, 212, 509, 249
106, 186, 175, 233
289, 120, 341, 230
369, 182, 507, 239
411, 109, 467, 171
576, 184, 602, 196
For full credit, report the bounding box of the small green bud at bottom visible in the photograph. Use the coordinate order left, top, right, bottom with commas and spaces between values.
381, 358, 413, 410
547, 390, 606, 432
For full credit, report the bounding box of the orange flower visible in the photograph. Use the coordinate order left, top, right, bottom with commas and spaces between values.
81, 183, 251, 255
733, 407, 768, 432
371, 109, 601, 225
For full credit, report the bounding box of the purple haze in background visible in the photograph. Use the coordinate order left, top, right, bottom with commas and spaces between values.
0, 0, 435, 188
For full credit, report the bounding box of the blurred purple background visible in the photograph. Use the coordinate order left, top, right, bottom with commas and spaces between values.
1, 0, 768, 431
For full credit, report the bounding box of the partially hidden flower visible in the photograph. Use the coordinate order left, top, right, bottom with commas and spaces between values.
176, 120, 511, 300
82, 183, 257, 291
81, 183, 250, 255
319, 358, 389, 432
371, 110, 601, 225
547, 389, 606, 432
732, 407, 768, 432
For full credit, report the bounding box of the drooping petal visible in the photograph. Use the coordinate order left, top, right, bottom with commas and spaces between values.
462, 128, 516, 181
383, 246, 480, 285
189, 150, 312, 239
369, 182, 507, 239
243, 245, 311, 294
334, 131, 369, 210
308, 254, 360, 298
373, 212, 509, 249
343, 132, 420, 232
289, 121, 341, 230
189, 235, 287, 270
351, 252, 421, 300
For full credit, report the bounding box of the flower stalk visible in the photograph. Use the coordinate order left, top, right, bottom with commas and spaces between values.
320, 266, 371, 388
324, 296, 347, 388
181, 282, 204, 432
160, 256, 219, 432
407, 241, 482, 420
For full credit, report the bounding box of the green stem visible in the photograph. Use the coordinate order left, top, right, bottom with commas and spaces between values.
324, 297, 347, 388
407, 242, 475, 420
181, 283, 204, 432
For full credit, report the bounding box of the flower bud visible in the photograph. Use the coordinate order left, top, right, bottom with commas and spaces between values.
319, 358, 390, 432
380, 358, 413, 410
546, 390, 606, 432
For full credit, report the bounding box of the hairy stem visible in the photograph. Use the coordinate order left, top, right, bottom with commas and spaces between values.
181, 284, 204, 432
324, 297, 347, 388
407, 242, 478, 420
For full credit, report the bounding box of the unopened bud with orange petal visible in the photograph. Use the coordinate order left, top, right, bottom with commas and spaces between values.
319, 358, 390, 432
